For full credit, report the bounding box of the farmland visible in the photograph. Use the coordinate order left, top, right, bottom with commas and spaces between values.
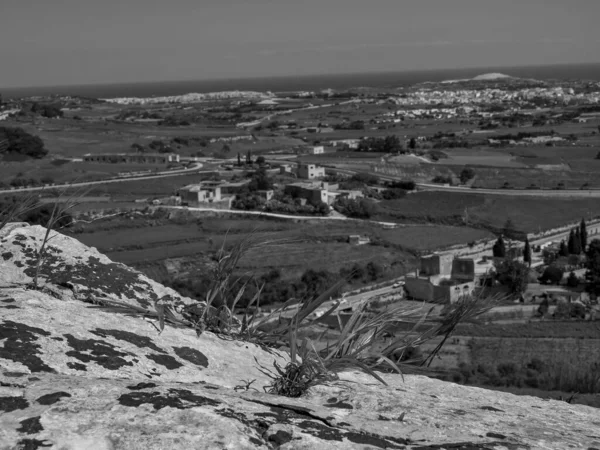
375, 191, 600, 233
67, 214, 419, 282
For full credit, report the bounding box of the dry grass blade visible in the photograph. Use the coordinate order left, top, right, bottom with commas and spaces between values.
0, 192, 41, 233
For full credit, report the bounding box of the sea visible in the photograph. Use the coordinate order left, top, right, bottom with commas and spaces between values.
3, 62, 600, 100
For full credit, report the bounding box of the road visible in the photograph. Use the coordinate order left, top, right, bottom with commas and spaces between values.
0, 164, 206, 195
163, 205, 404, 227
415, 183, 600, 198
297, 164, 600, 198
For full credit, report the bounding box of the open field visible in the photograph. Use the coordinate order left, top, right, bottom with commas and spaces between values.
67, 215, 419, 280
375, 191, 600, 233
375, 225, 493, 251
430, 149, 528, 168
455, 320, 600, 339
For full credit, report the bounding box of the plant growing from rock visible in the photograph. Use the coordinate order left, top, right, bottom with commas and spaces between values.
31, 188, 87, 290
258, 289, 499, 397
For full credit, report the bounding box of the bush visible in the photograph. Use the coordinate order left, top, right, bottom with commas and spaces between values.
0, 127, 48, 159
334, 197, 377, 219
539, 265, 564, 285
432, 175, 453, 184
566, 271, 579, 287
386, 180, 416, 190
497, 362, 517, 378
459, 167, 476, 184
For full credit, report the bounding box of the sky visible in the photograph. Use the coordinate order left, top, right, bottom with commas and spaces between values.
1, 0, 599, 88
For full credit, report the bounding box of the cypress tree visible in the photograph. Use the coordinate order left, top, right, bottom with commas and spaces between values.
237, 152, 241, 166
580, 218, 588, 251
574, 228, 582, 254
493, 236, 506, 258
568, 229, 575, 254
523, 237, 532, 267
559, 240, 569, 257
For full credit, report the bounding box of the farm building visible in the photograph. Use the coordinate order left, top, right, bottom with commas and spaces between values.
348, 235, 370, 245
404, 254, 486, 304
83, 153, 180, 164
177, 180, 248, 209
284, 182, 328, 206
297, 163, 326, 179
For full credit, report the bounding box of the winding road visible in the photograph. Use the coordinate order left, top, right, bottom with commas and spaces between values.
0, 163, 207, 195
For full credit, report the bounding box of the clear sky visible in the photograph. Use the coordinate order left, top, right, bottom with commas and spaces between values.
1, 0, 598, 88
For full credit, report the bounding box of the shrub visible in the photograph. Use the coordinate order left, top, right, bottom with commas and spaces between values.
539, 265, 564, 285
432, 175, 453, 184
0, 127, 48, 159
497, 362, 517, 378
459, 167, 476, 184
566, 271, 579, 287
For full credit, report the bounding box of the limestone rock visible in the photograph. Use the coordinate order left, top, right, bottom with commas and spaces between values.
0, 223, 195, 314
2, 224, 600, 449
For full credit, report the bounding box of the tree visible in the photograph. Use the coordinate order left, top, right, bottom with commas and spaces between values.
503, 218, 516, 237
247, 167, 273, 191
523, 237, 532, 267
573, 228, 582, 254
567, 229, 576, 255
0, 127, 48, 159
256, 156, 266, 165
539, 265, 564, 285
246, 150, 252, 165
585, 239, 600, 296
459, 167, 476, 184
566, 271, 579, 287
580, 218, 588, 251
237, 153, 242, 166
494, 259, 529, 296
409, 138, 416, 150
221, 144, 231, 153
492, 236, 506, 258
559, 240, 569, 257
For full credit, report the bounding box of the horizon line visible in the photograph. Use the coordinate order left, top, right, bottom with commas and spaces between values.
3, 60, 600, 92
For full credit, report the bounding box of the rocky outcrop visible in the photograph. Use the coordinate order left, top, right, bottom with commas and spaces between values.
2, 224, 600, 449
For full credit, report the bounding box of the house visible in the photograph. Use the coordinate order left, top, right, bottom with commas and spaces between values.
403, 254, 479, 304
284, 182, 328, 205
83, 153, 180, 164
297, 163, 325, 179
279, 164, 294, 175
348, 235, 370, 245
177, 180, 243, 209
257, 190, 274, 201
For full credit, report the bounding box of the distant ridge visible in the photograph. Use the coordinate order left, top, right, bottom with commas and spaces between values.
472, 72, 512, 80
441, 72, 514, 84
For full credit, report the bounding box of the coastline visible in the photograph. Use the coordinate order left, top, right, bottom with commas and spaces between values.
3, 62, 600, 100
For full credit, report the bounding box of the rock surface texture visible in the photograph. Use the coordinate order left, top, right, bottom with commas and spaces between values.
1, 224, 600, 449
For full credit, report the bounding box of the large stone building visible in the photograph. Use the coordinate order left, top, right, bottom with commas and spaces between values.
297, 163, 326, 179
177, 180, 250, 209
404, 254, 486, 304
284, 182, 328, 206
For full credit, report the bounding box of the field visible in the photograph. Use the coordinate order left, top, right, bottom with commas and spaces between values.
429, 149, 527, 168
68, 215, 421, 281
375, 225, 493, 251
455, 320, 600, 339
375, 191, 600, 233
